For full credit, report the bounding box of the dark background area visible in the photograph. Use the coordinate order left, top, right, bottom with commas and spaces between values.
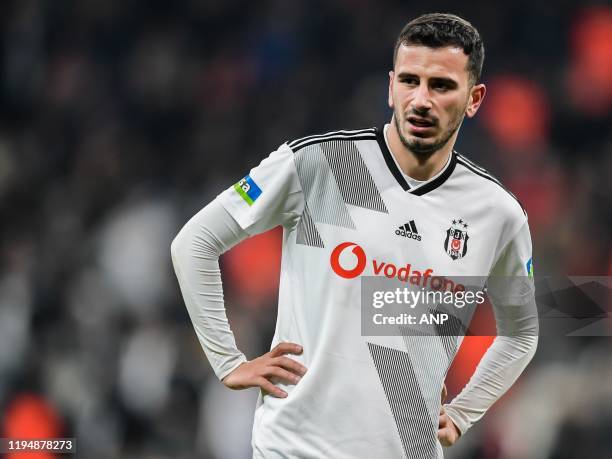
0, 1, 611, 458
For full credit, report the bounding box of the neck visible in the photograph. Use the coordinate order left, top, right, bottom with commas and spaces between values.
386, 120, 456, 181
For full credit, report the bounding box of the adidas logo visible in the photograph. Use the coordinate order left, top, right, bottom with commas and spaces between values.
395, 220, 422, 241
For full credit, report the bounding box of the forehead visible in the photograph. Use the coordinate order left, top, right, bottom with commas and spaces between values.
394, 44, 469, 82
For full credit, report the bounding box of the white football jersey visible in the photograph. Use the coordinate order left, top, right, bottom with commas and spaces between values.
217, 125, 534, 459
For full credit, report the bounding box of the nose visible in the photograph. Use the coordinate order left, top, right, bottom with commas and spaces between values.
411, 82, 432, 113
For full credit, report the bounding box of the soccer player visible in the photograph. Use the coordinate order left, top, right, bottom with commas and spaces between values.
172, 13, 538, 458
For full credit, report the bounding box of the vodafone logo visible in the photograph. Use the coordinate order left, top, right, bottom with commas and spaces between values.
330, 242, 367, 279
329, 242, 465, 293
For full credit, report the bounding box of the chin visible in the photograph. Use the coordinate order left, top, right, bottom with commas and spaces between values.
407, 132, 436, 144
407, 138, 442, 156
409, 132, 435, 139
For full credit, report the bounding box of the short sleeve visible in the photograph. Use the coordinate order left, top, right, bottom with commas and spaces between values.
217, 143, 304, 235
487, 220, 535, 306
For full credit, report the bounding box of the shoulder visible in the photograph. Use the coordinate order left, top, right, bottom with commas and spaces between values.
454, 151, 526, 221
285, 127, 377, 153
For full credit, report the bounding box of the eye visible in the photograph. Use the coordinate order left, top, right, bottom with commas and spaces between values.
432, 82, 450, 91
432, 80, 456, 92
400, 76, 419, 86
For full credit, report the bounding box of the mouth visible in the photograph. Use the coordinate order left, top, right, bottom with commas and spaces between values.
406, 116, 436, 135
407, 116, 436, 128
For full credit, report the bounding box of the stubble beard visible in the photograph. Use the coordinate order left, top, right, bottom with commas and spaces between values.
393, 106, 465, 159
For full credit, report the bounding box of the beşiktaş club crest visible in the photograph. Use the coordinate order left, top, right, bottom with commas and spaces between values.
444, 219, 469, 260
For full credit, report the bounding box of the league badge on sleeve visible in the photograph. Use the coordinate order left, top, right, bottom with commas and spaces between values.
233, 174, 262, 206
444, 219, 469, 260
526, 258, 534, 277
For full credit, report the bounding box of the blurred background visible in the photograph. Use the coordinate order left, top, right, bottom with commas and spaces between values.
1, 0, 611, 458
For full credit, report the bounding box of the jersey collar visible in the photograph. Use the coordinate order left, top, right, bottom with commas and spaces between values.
375, 126, 457, 196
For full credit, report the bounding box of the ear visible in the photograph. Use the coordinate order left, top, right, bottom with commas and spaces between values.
466, 83, 486, 118
388, 70, 395, 109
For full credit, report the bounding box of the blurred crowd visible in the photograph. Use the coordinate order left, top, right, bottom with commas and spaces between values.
0, 0, 611, 458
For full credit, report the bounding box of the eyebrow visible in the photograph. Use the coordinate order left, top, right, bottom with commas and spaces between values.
396, 72, 459, 88
430, 77, 459, 88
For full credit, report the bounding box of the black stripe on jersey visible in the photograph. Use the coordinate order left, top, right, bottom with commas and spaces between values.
455, 155, 526, 215
455, 152, 488, 174
296, 203, 325, 248
320, 140, 388, 213
456, 155, 523, 206
288, 128, 376, 150
288, 128, 376, 148
456, 155, 503, 186
375, 126, 457, 196
375, 127, 411, 191
411, 152, 457, 196
368, 343, 438, 458
290, 134, 377, 153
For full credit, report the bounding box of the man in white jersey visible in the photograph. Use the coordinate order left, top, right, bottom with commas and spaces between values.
172, 13, 538, 458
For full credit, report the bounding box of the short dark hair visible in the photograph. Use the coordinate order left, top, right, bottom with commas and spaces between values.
393, 13, 485, 85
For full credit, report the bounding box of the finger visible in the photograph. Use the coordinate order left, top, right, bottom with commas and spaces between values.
264, 366, 301, 385
438, 430, 454, 447
441, 383, 448, 403
270, 342, 303, 357
437, 416, 458, 447
257, 377, 287, 398
438, 429, 452, 447
272, 356, 307, 375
